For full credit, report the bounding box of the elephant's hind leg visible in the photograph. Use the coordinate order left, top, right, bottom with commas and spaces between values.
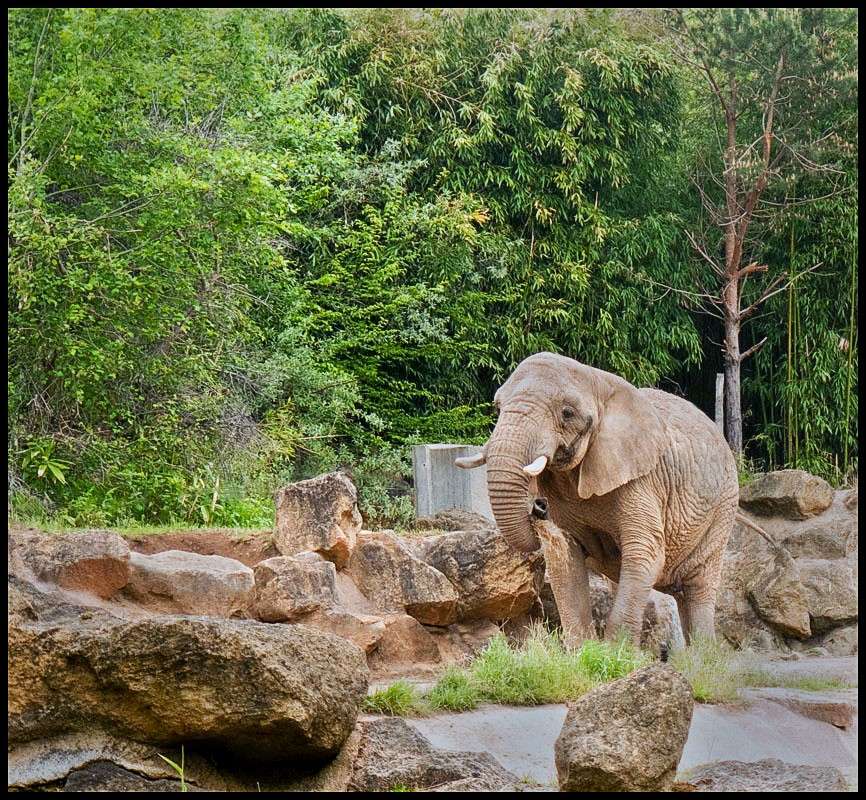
679, 545, 725, 643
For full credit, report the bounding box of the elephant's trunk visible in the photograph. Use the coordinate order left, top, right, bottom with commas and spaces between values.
485, 418, 542, 553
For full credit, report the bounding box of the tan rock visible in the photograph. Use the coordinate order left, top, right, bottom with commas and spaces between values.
249, 553, 337, 622
413, 528, 544, 621
274, 471, 361, 569
9, 529, 130, 599
368, 613, 441, 672
347, 531, 457, 626
123, 550, 254, 618
740, 470, 834, 519
304, 607, 386, 654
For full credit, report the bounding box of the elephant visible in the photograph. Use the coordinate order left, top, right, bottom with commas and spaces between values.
455, 352, 739, 646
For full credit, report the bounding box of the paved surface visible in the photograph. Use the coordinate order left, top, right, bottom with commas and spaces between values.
408, 657, 858, 790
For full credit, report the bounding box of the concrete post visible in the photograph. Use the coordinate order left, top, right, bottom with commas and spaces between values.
412, 444, 493, 521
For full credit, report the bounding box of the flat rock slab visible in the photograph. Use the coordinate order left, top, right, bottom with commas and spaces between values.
680, 758, 849, 791
742, 687, 857, 729
680, 696, 858, 790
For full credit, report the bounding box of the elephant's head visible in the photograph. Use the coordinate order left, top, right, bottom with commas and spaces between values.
457, 352, 665, 553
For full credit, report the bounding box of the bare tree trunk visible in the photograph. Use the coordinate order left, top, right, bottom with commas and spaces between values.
722, 93, 743, 456
723, 318, 742, 454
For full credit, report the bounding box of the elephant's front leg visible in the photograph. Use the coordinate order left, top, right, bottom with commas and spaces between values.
605, 521, 665, 644
531, 516, 593, 648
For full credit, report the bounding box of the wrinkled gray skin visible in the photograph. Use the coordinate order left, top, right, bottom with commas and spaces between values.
457, 352, 739, 645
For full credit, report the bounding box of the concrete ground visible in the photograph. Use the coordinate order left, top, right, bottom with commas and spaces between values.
407, 656, 858, 791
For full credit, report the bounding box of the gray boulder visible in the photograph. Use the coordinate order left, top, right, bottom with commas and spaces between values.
348, 716, 519, 792
555, 664, 693, 792
249, 552, 337, 622
123, 550, 254, 617
9, 528, 130, 599
347, 531, 458, 626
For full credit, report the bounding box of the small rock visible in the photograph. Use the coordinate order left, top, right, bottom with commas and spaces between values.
274, 471, 361, 569
555, 664, 694, 792
413, 510, 495, 532
349, 717, 518, 792
9, 529, 130, 599
347, 531, 458, 626
249, 553, 337, 622
747, 551, 812, 639
681, 758, 848, 792
740, 470, 834, 519
123, 550, 254, 617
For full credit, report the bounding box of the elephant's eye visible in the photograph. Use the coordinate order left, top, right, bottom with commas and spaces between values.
562, 407, 576, 421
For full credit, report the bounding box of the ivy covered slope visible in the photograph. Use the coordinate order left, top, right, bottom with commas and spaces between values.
7, 9, 858, 529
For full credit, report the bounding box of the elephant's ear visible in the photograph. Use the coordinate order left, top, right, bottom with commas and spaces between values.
577, 382, 665, 499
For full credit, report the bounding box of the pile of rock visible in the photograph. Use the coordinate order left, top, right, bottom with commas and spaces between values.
718, 470, 858, 655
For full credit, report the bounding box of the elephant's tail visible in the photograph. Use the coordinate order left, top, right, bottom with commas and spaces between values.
734, 511, 793, 560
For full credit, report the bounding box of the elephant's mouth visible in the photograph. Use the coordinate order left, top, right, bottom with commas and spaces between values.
551, 443, 575, 469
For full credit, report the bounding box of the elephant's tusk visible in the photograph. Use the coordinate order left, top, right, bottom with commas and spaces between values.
522, 455, 548, 476
454, 453, 486, 469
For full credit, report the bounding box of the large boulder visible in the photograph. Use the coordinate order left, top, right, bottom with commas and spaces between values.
274, 471, 361, 569
9, 529, 130, 599
348, 717, 519, 792
681, 759, 849, 792
347, 531, 458, 626
412, 528, 544, 621
8, 576, 368, 763
716, 515, 811, 646
554, 664, 693, 792
122, 550, 254, 617
249, 552, 337, 622
740, 470, 834, 519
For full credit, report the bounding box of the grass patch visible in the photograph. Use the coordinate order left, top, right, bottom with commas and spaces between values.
736, 669, 851, 692
363, 680, 426, 716
670, 635, 740, 702
671, 636, 855, 703
369, 629, 856, 716
372, 624, 651, 715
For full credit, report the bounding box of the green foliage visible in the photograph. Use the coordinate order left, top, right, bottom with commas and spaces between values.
7, 8, 858, 526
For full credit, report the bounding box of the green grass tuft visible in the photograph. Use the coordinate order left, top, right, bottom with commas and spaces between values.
426, 666, 479, 712
363, 680, 425, 716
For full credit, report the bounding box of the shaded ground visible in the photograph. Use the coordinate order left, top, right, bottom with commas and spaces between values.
407, 656, 858, 791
